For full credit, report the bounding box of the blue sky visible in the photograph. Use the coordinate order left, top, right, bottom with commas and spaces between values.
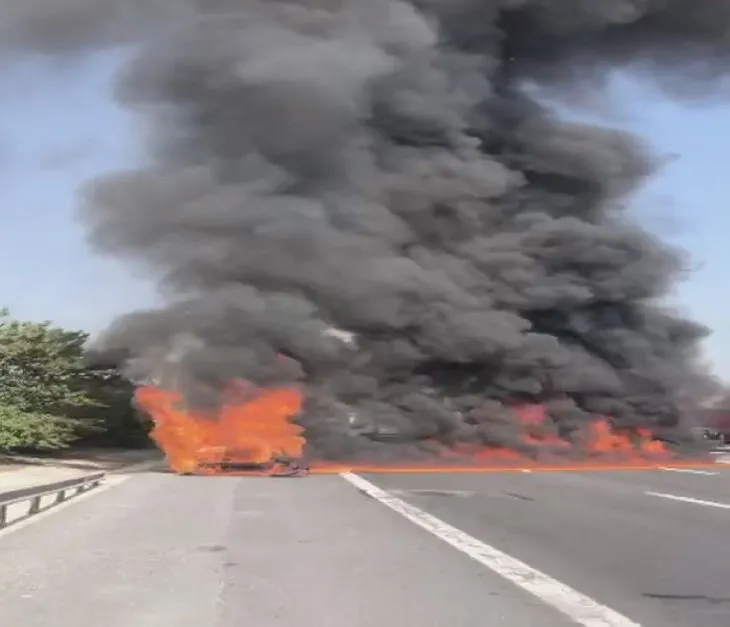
2, 54, 729, 380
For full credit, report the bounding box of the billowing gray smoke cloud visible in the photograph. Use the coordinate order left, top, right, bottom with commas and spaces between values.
5, 0, 728, 459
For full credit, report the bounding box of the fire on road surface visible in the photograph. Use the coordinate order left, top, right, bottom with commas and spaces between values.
136, 381, 716, 477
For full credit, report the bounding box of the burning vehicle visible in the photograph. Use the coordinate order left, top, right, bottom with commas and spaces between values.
135, 380, 309, 476
135, 328, 356, 476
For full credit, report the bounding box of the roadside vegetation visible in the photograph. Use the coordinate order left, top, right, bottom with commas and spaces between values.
0, 309, 150, 453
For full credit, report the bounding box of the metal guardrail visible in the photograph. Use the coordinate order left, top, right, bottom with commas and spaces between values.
0, 472, 105, 529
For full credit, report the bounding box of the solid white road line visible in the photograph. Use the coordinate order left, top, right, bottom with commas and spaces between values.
645, 491, 730, 509
0, 475, 129, 538
341, 471, 641, 627
659, 467, 718, 475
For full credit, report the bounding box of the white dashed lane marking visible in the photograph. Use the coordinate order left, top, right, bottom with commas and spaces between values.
645, 491, 730, 510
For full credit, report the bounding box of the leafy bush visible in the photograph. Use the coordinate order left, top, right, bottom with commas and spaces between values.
0, 405, 77, 451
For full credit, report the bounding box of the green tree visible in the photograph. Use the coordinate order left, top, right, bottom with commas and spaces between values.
72, 363, 152, 448
0, 309, 147, 451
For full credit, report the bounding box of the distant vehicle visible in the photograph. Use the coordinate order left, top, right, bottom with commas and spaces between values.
690, 426, 722, 441
692, 409, 730, 444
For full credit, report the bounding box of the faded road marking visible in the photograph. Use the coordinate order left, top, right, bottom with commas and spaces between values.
341, 471, 641, 627
645, 491, 730, 509
659, 467, 718, 475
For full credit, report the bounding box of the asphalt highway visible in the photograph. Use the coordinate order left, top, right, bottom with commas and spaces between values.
1, 465, 729, 626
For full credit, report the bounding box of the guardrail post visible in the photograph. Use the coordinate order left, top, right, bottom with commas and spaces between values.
0, 504, 6, 528
28, 495, 42, 515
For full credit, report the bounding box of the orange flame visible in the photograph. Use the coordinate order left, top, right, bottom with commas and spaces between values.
136, 382, 305, 474
136, 387, 714, 475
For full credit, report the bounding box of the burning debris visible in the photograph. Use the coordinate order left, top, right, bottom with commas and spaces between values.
4, 0, 730, 471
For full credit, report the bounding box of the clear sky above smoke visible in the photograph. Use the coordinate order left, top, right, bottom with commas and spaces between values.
1, 52, 728, 380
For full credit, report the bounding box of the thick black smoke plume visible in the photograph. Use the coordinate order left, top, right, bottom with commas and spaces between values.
4, 0, 728, 459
